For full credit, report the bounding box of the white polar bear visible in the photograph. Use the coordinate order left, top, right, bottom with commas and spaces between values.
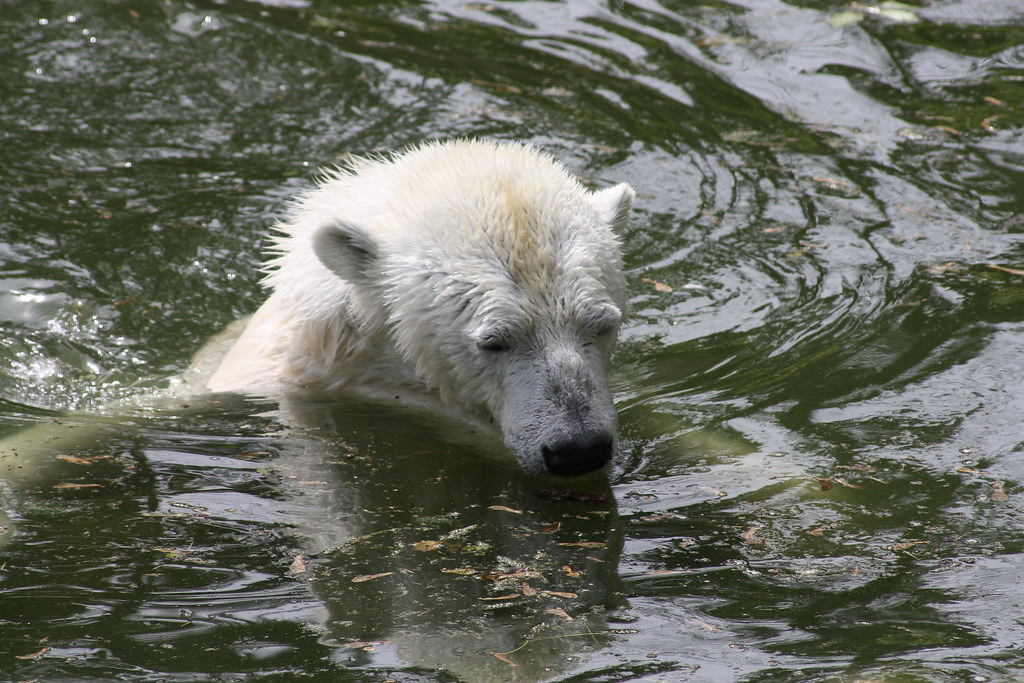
208, 139, 634, 476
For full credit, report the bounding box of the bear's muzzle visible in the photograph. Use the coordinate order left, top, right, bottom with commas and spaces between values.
541, 429, 614, 476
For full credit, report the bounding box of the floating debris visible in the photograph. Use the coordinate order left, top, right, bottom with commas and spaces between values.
492, 651, 518, 667
413, 540, 441, 552
487, 505, 523, 514
546, 608, 574, 621
351, 571, 395, 583
641, 277, 673, 293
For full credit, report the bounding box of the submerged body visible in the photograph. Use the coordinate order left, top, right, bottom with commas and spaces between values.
210, 139, 634, 476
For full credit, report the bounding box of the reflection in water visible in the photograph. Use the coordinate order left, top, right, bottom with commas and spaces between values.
2, 0, 1024, 680
272, 403, 627, 680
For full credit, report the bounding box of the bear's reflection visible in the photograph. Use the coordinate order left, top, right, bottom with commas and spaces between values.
270, 394, 627, 681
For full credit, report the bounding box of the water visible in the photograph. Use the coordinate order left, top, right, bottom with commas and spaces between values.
2, 0, 1024, 680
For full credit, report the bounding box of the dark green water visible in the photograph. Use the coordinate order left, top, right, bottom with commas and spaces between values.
3, 1, 1024, 680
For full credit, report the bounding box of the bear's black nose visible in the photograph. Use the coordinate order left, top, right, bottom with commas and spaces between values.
541, 430, 613, 477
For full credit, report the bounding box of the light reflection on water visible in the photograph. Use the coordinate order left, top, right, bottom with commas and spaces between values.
2, 0, 1024, 680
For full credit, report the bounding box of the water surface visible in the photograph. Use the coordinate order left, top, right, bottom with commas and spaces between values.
2, 0, 1024, 680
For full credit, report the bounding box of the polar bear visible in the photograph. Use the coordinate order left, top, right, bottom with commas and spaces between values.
208, 139, 634, 476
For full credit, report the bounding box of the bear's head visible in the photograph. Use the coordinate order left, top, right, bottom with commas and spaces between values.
306, 140, 634, 477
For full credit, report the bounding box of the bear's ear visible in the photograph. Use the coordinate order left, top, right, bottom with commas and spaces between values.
312, 221, 380, 284
591, 182, 635, 233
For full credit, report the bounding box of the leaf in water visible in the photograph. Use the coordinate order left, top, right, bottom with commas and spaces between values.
492, 651, 518, 667
642, 512, 684, 522
236, 451, 271, 460
540, 590, 578, 599
833, 477, 863, 489
53, 483, 102, 489
168, 501, 209, 512
556, 541, 605, 548
838, 464, 877, 473
55, 454, 102, 465
351, 571, 395, 583
15, 647, 50, 660
441, 567, 477, 576
487, 505, 523, 514
481, 594, 520, 601
413, 540, 441, 552
342, 640, 387, 651
686, 617, 721, 632
888, 541, 927, 552
741, 525, 765, 545
641, 276, 673, 293
981, 115, 1004, 132
494, 569, 540, 580
927, 262, 958, 274
561, 565, 580, 578
987, 264, 1024, 276
546, 608, 574, 621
